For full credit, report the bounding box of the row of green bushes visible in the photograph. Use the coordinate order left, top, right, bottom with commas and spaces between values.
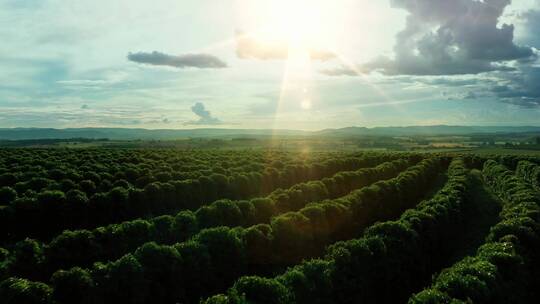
493, 155, 540, 171
516, 160, 540, 191
1, 159, 412, 282
0, 150, 306, 198
0, 157, 443, 304
409, 160, 540, 303
2, 153, 401, 243
203, 158, 471, 304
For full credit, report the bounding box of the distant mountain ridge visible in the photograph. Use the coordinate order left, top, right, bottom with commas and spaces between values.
0, 128, 309, 140
316, 125, 540, 136
0, 125, 540, 140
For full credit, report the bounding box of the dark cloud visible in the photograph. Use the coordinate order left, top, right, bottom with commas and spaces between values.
344, 0, 534, 76
491, 67, 540, 107
187, 102, 223, 125
235, 31, 335, 61
424, 67, 540, 107
127, 51, 227, 69
425, 77, 478, 87
462, 91, 478, 100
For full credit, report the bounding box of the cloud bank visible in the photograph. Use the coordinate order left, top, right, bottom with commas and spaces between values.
320, 0, 540, 108
187, 102, 223, 125
327, 0, 535, 76
127, 51, 227, 69
374, 0, 535, 75
491, 67, 540, 107
521, 3, 540, 48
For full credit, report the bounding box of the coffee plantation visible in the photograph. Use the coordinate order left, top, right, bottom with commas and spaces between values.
1, 149, 539, 303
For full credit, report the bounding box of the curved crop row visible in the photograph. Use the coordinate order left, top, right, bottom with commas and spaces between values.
84, 158, 443, 303
0, 157, 443, 304
0, 159, 412, 283
494, 155, 540, 171
203, 158, 471, 304
409, 161, 540, 303
2, 153, 401, 243
409, 160, 540, 304
516, 160, 540, 191
0, 150, 355, 196
0, 149, 299, 209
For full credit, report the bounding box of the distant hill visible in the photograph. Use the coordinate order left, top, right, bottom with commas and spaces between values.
0, 126, 539, 141
315, 125, 540, 137
0, 128, 308, 140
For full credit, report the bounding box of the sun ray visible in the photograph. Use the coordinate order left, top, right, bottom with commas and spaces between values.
218, 0, 418, 132
329, 50, 394, 103
327, 49, 417, 121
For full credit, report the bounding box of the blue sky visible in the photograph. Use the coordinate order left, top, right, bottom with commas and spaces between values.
1, 0, 539, 130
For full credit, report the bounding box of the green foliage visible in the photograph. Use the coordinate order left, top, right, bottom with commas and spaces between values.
1, 153, 420, 304
6, 151, 538, 304
410, 160, 540, 303
231, 276, 292, 304
97, 254, 148, 304
516, 160, 540, 190
409, 290, 453, 304
3, 155, 410, 284
0, 277, 52, 304
7, 238, 45, 281
2, 150, 400, 243
277, 259, 333, 304
205, 157, 448, 304
51, 267, 94, 304
0, 186, 17, 204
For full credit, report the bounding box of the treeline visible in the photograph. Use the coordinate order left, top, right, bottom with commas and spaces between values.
2, 150, 396, 242
409, 160, 540, 303
0, 159, 412, 283
0, 157, 443, 304
0, 138, 109, 147
202, 158, 471, 304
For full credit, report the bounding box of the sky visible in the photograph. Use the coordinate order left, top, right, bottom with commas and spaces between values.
1, 0, 540, 130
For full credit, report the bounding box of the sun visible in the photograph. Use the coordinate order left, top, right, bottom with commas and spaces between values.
231, 1, 407, 130
234, 0, 350, 128
236, 0, 345, 52
263, 0, 324, 47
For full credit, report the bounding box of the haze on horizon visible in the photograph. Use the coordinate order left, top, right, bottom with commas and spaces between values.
1, 0, 540, 131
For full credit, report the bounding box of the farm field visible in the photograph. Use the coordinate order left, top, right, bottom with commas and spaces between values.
0, 149, 540, 304
4, 0, 540, 302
